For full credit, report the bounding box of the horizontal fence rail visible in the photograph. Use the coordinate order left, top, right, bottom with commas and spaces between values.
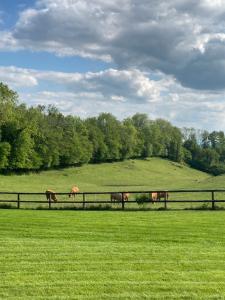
0, 189, 225, 210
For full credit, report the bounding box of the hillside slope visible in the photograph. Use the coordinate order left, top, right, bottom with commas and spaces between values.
0, 158, 212, 192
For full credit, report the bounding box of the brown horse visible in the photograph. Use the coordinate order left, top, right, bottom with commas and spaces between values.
68, 186, 79, 199
46, 190, 57, 202
151, 192, 168, 203
111, 193, 130, 202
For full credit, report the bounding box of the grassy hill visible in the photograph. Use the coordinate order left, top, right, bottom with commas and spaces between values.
0, 158, 213, 193
1, 157, 225, 209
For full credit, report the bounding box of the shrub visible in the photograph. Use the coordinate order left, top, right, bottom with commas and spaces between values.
135, 193, 150, 205
0, 203, 13, 209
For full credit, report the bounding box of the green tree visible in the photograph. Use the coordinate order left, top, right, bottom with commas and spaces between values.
120, 119, 139, 159
85, 117, 108, 162
60, 116, 92, 165
0, 82, 18, 125
0, 142, 11, 169
97, 113, 122, 161
130, 113, 151, 157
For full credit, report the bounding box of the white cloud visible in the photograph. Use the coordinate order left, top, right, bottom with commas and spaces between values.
0, 66, 38, 87
0, 31, 20, 50
0, 66, 166, 103
1, 1, 225, 130
1, 65, 225, 130
20, 88, 225, 131
2, 0, 224, 90
201, 0, 225, 9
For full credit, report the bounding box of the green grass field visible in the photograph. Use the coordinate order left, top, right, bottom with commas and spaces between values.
1, 159, 225, 299
0, 158, 213, 192
1, 210, 225, 299
0, 158, 225, 210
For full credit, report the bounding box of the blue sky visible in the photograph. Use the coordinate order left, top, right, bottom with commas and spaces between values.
1, 0, 225, 130
0, 50, 112, 72
0, 0, 36, 28
0, 1, 112, 73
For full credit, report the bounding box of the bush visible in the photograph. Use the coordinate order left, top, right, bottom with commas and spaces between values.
0, 203, 13, 209
135, 193, 150, 205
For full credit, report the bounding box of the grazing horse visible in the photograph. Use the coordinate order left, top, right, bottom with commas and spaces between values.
111, 193, 130, 202
46, 190, 57, 202
68, 186, 79, 199
151, 192, 168, 203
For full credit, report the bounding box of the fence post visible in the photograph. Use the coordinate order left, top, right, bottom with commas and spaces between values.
83, 193, 86, 209
122, 193, 125, 210
164, 193, 167, 210
17, 193, 20, 209
212, 191, 215, 210
48, 196, 51, 209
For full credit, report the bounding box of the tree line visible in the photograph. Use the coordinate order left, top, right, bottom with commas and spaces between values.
0, 82, 224, 175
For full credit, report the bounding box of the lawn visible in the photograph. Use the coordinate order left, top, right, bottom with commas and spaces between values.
1, 210, 225, 299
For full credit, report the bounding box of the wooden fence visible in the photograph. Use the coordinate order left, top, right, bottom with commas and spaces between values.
0, 189, 225, 210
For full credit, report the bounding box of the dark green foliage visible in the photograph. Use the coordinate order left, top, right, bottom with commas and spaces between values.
135, 193, 150, 205
182, 128, 225, 175
85, 117, 108, 162
0, 142, 11, 168
0, 203, 13, 209
96, 113, 122, 161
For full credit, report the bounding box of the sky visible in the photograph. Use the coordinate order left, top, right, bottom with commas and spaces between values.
1, 0, 225, 130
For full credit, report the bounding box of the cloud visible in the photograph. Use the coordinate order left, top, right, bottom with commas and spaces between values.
0, 66, 38, 87
20, 88, 225, 131
0, 66, 166, 103
1, 1, 225, 130
1, 65, 225, 130
0, 0, 224, 91
21, 91, 118, 118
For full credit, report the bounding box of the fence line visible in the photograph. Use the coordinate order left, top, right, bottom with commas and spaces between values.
0, 189, 225, 210
2, 188, 225, 195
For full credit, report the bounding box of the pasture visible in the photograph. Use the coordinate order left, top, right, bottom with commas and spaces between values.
0, 158, 225, 210
1, 210, 225, 299
1, 158, 225, 299
0, 158, 212, 192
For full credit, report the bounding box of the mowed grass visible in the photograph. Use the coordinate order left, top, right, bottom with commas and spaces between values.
1, 210, 225, 299
1, 160, 225, 299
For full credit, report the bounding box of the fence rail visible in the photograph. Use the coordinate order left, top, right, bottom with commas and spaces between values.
0, 189, 225, 210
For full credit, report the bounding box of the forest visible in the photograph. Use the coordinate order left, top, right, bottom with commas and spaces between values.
0, 82, 225, 175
